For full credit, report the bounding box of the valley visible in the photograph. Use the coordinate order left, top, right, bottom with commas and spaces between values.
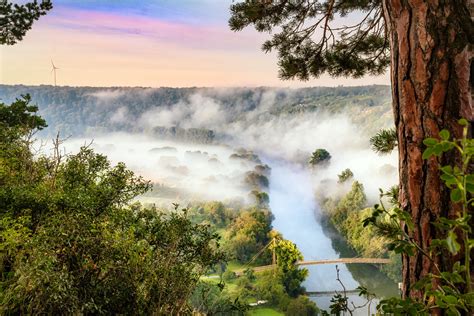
0, 84, 403, 314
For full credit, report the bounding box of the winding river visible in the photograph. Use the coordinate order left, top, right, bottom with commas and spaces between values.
267, 160, 398, 314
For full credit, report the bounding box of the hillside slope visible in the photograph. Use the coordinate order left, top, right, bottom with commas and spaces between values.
0, 85, 393, 139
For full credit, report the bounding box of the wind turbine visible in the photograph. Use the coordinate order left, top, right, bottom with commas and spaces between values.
51, 59, 59, 86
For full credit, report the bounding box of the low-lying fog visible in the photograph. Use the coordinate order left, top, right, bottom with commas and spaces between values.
44, 90, 398, 206
60, 134, 261, 205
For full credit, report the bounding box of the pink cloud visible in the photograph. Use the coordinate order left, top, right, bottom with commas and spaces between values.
46, 6, 262, 51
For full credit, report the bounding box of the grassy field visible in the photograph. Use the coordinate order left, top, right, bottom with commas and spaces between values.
200, 260, 272, 303
248, 307, 284, 316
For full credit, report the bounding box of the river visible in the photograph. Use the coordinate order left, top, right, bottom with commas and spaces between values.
267, 160, 398, 315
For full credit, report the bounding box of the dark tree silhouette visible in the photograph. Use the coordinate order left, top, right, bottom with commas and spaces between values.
0, 0, 52, 45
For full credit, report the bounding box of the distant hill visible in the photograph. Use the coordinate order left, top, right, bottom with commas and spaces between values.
0, 85, 393, 140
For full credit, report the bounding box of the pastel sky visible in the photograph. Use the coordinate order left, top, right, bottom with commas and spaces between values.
1, 0, 390, 87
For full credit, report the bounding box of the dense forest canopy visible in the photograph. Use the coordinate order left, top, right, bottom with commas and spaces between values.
0, 85, 392, 139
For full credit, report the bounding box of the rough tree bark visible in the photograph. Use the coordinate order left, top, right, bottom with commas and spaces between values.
382, 0, 473, 301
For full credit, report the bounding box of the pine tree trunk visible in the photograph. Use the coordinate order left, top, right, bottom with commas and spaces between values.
382, 0, 473, 301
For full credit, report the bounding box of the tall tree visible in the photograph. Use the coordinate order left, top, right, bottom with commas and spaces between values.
0, 0, 52, 45
229, 0, 473, 300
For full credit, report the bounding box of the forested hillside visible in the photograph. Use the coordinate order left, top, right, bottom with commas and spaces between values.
0, 85, 393, 139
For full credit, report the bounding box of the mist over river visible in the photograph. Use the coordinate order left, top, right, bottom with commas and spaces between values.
52, 124, 399, 315
56, 134, 398, 314
266, 159, 398, 314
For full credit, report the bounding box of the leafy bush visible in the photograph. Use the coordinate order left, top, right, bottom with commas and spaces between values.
222, 270, 237, 282
189, 281, 247, 315
0, 96, 224, 314
318, 179, 401, 282
285, 295, 319, 316
225, 208, 273, 263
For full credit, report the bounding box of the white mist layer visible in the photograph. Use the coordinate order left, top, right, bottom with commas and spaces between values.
66, 89, 398, 205
58, 133, 258, 204
132, 91, 397, 203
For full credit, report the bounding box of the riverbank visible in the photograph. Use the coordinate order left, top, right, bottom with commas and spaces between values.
267, 160, 398, 314
316, 180, 402, 283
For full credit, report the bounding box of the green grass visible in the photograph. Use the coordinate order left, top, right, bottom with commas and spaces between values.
200, 274, 240, 295
248, 307, 283, 316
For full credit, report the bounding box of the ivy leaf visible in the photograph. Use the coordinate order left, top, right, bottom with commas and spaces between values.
446, 231, 461, 254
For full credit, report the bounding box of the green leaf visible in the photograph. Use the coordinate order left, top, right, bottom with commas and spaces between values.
451, 273, 465, 284
453, 262, 463, 272
441, 142, 454, 152
423, 138, 438, 146
444, 295, 458, 305
466, 183, 474, 194
441, 165, 453, 174
422, 148, 434, 160
464, 292, 474, 306
466, 175, 474, 184
446, 307, 460, 316
468, 239, 474, 250
458, 118, 468, 126
450, 188, 462, 203
441, 174, 457, 187
433, 145, 444, 156
440, 129, 450, 140
446, 231, 461, 254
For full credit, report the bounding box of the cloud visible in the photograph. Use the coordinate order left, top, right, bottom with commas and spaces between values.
47, 6, 258, 51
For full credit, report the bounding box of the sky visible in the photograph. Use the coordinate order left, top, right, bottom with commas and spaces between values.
1, 0, 390, 88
